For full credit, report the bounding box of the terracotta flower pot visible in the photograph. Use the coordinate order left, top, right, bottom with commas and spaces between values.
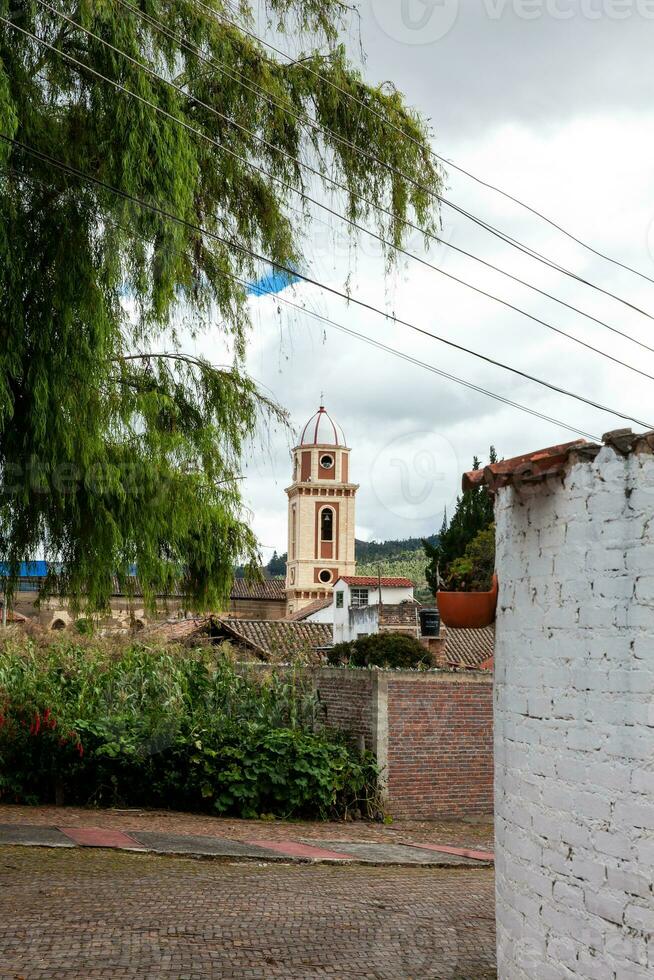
436, 574, 498, 629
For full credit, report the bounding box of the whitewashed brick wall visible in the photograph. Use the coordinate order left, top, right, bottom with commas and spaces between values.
494, 444, 654, 979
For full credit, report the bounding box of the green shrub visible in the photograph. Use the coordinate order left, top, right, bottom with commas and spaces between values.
444, 524, 496, 592
327, 632, 433, 670
0, 638, 380, 819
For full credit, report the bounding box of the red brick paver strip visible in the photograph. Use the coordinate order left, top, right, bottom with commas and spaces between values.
59, 826, 145, 849
244, 839, 354, 861
408, 842, 495, 862
0, 803, 494, 849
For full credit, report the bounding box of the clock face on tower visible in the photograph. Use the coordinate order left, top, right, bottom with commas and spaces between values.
284, 406, 358, 612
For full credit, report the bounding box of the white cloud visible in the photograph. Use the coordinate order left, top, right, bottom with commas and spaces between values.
195, 6, 654, 555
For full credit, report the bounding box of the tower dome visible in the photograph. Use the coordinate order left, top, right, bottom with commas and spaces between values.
299, 405, 346, 447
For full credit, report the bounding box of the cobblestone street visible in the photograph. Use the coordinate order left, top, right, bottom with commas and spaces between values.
0, 846, 496, 979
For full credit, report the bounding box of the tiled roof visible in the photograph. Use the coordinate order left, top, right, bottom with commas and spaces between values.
338, 576, 415, 589
462, 429, 654, 494
2, 609, 28, 624
230, 578, 287, 601
285, 597, 332, 621
142, 617, 213, 642
442, 625, 495, 671
216, 618, 332, 661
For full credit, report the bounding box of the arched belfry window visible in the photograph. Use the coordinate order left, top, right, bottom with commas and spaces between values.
321, 507, 334, 542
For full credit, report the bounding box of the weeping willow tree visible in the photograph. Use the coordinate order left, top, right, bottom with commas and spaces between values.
0, 0, 441, 612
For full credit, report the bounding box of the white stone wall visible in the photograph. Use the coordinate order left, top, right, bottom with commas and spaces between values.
333, 582, 415, 643
495, 445, 654, 979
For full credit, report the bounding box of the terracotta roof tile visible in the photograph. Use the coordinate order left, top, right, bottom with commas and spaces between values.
338, 576, 414, 589
216, 618, 332, 661
442, 625, 494, 670
285, 597, 333, 621
143, 617, 213, 642
463, 429, 654, 494
229, 579, 287, 601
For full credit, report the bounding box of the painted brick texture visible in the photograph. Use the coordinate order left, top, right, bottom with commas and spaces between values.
494, 444, 654, 979
387, 677, 493, 819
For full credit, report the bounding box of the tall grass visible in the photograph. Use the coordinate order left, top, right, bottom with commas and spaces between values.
0, 635, 380, 819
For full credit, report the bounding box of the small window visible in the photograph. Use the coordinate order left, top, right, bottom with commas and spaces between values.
320, 453, 334, 469
320, 507, 334, 542
351, 588, 369, 608
335, 591, 344, 608
319, 569, 332, 584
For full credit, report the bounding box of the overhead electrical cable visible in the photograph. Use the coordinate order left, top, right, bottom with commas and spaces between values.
2, 131, 652, 432
4, 160, 602, 443
19, 8, 654, 379
192, 0, 654, 310
105, 0, 654, 355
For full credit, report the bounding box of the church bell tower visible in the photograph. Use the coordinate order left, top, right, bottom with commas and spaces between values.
285, 406, 358, 615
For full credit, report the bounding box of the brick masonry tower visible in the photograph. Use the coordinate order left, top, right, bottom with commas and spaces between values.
285, 406, 358, 615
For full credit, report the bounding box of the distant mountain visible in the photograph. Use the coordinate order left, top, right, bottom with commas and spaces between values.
355, 535, 438, 562
251, 536, 438, 602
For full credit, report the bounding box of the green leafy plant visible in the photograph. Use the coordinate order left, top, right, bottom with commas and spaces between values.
424, 449, 497, 592
0, 635, 380, 819
444, 525, 496, 592
327, 632, 433, 670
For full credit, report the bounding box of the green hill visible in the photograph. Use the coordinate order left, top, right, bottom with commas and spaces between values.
260, 535, 438, 603
355, 539, 437, 604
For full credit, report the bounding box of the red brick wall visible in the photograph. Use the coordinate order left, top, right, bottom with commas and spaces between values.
387, 676, 493, 819
238, 665, 493, 820
315, 672, 374, 749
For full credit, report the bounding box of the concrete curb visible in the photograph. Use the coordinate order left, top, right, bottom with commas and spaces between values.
0, 823, 494, 868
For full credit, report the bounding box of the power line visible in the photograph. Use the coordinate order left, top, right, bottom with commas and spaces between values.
3, 131, 652, 432
107, 0, 654, 357
431, 152, 654, 288
192, 0, 654, 313
20, 7, 654, 380
4, 160, 602, 444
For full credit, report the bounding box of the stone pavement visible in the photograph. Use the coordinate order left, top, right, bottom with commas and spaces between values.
0, 846, 497, 978
0, 804, 495, 850
0, 822, 493, 866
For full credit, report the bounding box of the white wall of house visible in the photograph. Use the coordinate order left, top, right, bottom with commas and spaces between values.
302, 603, 334, 624
494, 442, 654, 979
332, 579, 413, 644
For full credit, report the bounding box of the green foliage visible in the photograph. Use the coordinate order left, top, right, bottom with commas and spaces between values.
356, 552, 428, 591
265, 550, 287, 578
0, 2, 440, 612
424, 449, 497, 592
327, 632, 433, 670
355, 535, 438, 562
262, 538, 441, 586
0, 637, 380, 819
444, 525, 495, 592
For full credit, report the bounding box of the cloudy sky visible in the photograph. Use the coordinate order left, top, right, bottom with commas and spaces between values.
198, 0, 654, 557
